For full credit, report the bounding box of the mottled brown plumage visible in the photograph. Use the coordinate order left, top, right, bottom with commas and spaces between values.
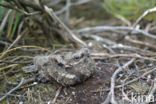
34, 48, 95, 86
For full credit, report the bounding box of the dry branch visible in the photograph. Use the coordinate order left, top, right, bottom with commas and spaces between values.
102, 58, 135, 104
0, 78, 24, 102
77, 26, 156, 39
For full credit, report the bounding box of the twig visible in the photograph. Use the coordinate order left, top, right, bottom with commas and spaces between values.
102, 92, 111, 104
92, 67, 156, 93
77, 26, 156, 39
0, 64, 18, 72
0, 45, 51, 59
47, 0, 62, 6
64, 0, 71, 24
64, 95, 72, 104
90, 35, 116, 45
125, 36, 156, 50
0, 78, 24, 102
52, 86, 63, 104
91, 53, 156, 61
110, 44, 156, 55
116, 68, 156, 89
145, 78, 156, 104
55, 0, 90, 15
0, 2, 40, 16
102, 58, 135, 104
0, 10, 12, 33
44, 6, 87, 47
133, 7, 156, 27
121, 79, 131, 103
114, 14, 131, 26
5, 28, 28, 51
0, 41, 10, 46
71, 0, 90, 6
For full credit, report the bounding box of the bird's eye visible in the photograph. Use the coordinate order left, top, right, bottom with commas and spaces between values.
74, 56, 80, 60
58, 63, 64, 67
